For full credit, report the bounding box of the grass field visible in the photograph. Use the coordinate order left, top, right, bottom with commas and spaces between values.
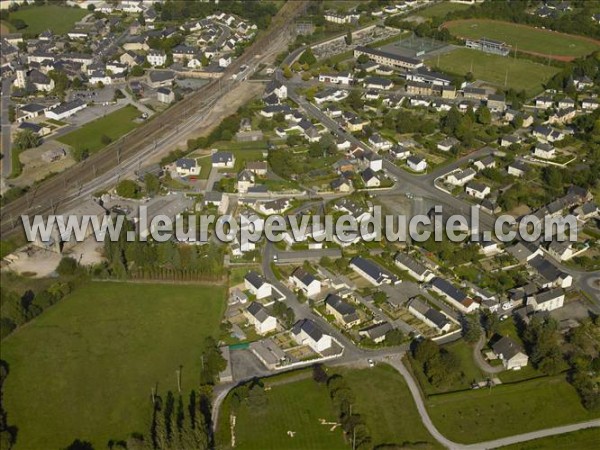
499, 427, 600, 450
444, 19, 600, 59
2, 281, 226, 450
341, 364, 442, 448
427, 48, 560, 95
217, 374, 346, 450
57, 105, 141, 154
426, 375, 599, 444
8, 5, 87, 36
416, 2, 471, 19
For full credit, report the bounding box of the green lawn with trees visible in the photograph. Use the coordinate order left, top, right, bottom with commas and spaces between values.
444, 19, 600, 58
6, 5, 87, 36
1, 281, 226, 449
57, 105, 141, 159
427, 48, 560, 96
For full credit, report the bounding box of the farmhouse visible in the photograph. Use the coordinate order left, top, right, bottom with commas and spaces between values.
244, 271, 273, 299
492, 336, 528, 370
350, 256, 399, 286
325, 294, 361, 328
407, 298, 451, 334
292, 319, 332, 352
430, 277, 478, 313
245, 302, 277, 334
290, 267, 321, 298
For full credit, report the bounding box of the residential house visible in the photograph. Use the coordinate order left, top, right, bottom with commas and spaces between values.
408, 298, 451, 334
359, 321, 393, 343
447, 168, 476, 186
245, 302, 277, 334
236, 169, 255, 194
361, 168, 381, 187
581, 98, 599, 111
394, 253, 433, 282
175, 158, 200, 177
147, 49, 167, 67
533, 142, 556, 160
466, 182, 491, 199
147, 70, 175, 88
574, 202, 598, 222
437, 137, 460, 152
389, 144, 410, 160
290, 267, 321, 298
212, 151, 235, 168
474, 155, 496, 170
331, 177, 352, 193
430, 277, 478, 313
325, 294, 361, 328
350, 257, 399, 286
492, 336, 528, 370
368, 133, 392, 151
407, 155, 427, 172
45, 99, 87, 121
507, 160, 529, 177
156, 87, 174, 103
500, 135, 521, 147
527, 288, 565, 312
535, 96, 554, 109
244, 271, 273, 299
292, 319, 332, 352
528, 255, 573, 289
487, 94, 506, 112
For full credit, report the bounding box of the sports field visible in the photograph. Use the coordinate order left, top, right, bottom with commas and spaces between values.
427, 48, 560, 95
444, 19, 600, 60
7, 5, 87, 36
57, 105, 141, 154
426, 374, 599, 444
1, 281, 226, 449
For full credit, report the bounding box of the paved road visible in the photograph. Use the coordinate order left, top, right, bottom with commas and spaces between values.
473, 330, 504, 375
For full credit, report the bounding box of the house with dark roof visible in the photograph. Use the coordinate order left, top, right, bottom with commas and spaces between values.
394, 253, 433, 282
528, 255, 572, 289
492, 336, 528, 370
292, 319, 332, 352
358, 321, 393, 343
245, 301, 277, 334
290, 267, 321, 297
211, 151, 235, 168
325, 294, 360, 328
526, 288, 565, 312
430, 277, 478, 313
175, 158, 199, 177
244, 271, 272, 299
350, 257, 399, 286
407, 298, 451, 334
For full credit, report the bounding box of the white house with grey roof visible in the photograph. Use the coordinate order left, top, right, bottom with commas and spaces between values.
359, 321, 392, 343
447, 168, 476, 186
349, 257, 399, 286
325, 294, 360, 328
408, 298, 451, 334
527, 288, 565, 312
492, 336, 528, 370
430, 277, 478, 313
211, 151, 235, 168
290, 267, 321, 298
394, 253, 433, 282
292, 319, 332, 352
244, 271, 272, 299
245, 301, 277, 334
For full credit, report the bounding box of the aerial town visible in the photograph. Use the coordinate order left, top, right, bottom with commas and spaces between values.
0, 1, 599, 449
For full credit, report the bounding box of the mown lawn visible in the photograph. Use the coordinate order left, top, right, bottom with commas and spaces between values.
444, 19, 600, 58
57, 105, 141, 155
216, 375, 346, 450
8, 5, 87, 35
426, 375, 598, 444
498, 427, 600, 450
340, 364, 442, 448
2, 281, 226, 450
417, 2, 470, 19
427, 48, 560, 96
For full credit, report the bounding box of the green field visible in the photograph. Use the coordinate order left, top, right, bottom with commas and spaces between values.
217, 374, 346, 450
426, 375, 599, 444
416, 2, 471, 19
217, 364, 440, 449
341, 365, 441, 448
57, 105, 141, 154
428, 48, 560, 95
8, 5, 87, 36
445, 19, 600, 58
2, 281, 226, 450
499, 427, 600, 450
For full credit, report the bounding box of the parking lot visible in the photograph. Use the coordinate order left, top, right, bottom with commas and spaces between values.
312, 25, 402, 60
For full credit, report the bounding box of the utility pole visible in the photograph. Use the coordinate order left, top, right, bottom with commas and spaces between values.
176, 366, 182, 394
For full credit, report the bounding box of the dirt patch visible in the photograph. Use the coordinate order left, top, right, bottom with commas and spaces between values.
0, 21, 12, 35
13, 140, 76, 188
442, 18, 600, 61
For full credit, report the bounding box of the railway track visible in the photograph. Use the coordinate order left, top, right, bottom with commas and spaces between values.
0, 1, 308, 236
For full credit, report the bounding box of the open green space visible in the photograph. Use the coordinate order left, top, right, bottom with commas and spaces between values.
444, 19, 600, 58
499, 427, 600, 450
426, 375, 599, 444
57, 105, 141, 155
427, 48, 560, 95
217, 374, 346, 450
340, 364, 442, 448
416, 2, 471, 19
8, 5, 87, 36
2, 281, 226, 450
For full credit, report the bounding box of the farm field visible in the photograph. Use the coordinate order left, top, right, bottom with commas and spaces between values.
427, 48, 560, 95
416, 2, 471, 19
7, 5, 87, 36
444, 19, 600, 59
57, 105, 141, 155
426, 374, 599, 444
1, 281, 226, 450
